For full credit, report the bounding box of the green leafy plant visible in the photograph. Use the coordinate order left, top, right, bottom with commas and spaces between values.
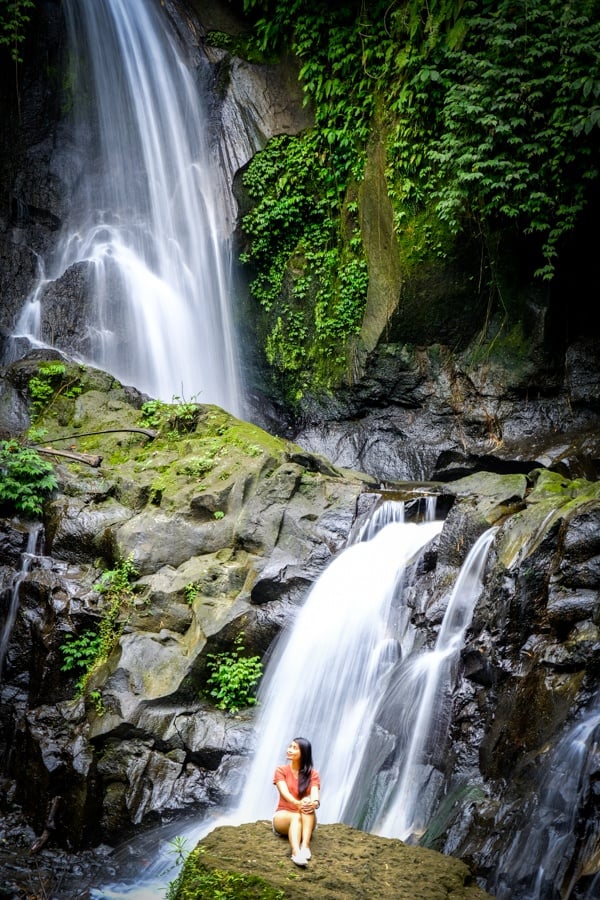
0, 0, 34, 63
0, 0, 34, 118
60, 629, 103, 690
177, 456, 215, 478
184, 582, 200, 605
140, 395, 201, 435
205, 633, 263, 714
239, 0, 599, 398
59, 555, 139, 694
28, 361, 83, 420
213, 510, 225, 520
88, 689, 105, 717
0, 439, 58, 517
169, 835, 191, 867
26, 425, 48, 445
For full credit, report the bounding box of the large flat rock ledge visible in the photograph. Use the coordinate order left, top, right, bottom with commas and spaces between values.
172, 821, 494, 899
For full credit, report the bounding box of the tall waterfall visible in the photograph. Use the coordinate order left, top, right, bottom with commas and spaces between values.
12, 0, 240, 413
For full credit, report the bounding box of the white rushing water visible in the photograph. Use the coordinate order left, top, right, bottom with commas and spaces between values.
373, 527, 497, 839
12, 0, 240, 413
235, 507, 446, 825
89, 506, 505, 899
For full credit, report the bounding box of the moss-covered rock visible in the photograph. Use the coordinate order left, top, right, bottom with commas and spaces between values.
169, 821, 493, 899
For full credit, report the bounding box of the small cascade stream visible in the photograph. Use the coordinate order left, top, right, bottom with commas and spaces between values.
372, 527, 498, 840
9, 0, 240, 413
490, 696, 600, 900
0, 525, 43, 681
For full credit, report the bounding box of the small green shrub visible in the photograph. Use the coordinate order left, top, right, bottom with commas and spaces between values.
177, 456, 214, 478
0, 0, 35, 64
140, 395, 201, 435
184, 582, 200, 605
60, 629, 103, 691
205, 633, 263, 714
0, 439, 58, 517
28, 361, 82, 419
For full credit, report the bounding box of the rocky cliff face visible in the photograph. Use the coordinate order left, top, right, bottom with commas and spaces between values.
0, 353, 598, 899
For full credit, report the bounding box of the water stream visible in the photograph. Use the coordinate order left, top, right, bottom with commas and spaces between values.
0, 525, 43, 681
10, 0, 240, 413
490, 696, 600, 900
372, 527, 498, 840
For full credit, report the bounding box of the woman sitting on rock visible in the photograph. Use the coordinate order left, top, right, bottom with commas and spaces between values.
273, 736, 320, 866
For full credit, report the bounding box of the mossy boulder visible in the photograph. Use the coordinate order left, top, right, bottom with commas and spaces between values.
169, 821, 493, 899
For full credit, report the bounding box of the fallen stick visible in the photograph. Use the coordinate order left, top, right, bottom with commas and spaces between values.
30, 795, 63, 855
37, 447, 103, 467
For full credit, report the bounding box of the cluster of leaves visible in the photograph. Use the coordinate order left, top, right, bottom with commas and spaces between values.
239, 0, 599, 396
60, 555, 139, 695
28, 361, 83, 420
167, 847, 284, 900
205, 633, 263, 714
140, 395, 201, 436
0, 0, 34, 64
0, 439, 58, 517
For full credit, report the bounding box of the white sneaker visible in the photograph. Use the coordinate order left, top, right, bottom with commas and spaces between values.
291, 853, 307, 867
300, 847, 312, 861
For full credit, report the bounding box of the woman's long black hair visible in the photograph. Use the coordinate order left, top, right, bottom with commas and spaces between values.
294, 736, 314, 797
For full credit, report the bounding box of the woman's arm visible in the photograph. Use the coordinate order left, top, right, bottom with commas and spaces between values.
275, 778, 303, 810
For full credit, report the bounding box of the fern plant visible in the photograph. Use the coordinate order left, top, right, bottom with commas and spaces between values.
0, 439, 57, 517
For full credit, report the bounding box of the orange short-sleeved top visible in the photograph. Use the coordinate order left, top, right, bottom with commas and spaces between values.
273, 764, 321, 812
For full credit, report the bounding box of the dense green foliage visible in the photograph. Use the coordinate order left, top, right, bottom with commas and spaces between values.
0, 439, 58, 517
240, 0, 599, 396
60, 555, 139, 696
205, 633, 263, 713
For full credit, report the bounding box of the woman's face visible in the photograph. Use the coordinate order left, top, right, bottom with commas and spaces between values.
286, 740, 301, 764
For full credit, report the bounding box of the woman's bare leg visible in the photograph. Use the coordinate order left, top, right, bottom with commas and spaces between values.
273, 810, 302, 857
300, 812, 315, 852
